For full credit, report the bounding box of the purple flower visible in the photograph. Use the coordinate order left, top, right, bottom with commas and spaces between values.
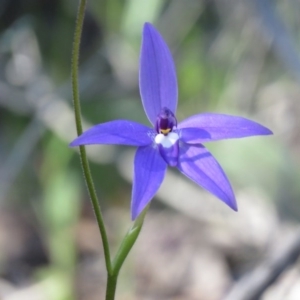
70, 23, 272, 220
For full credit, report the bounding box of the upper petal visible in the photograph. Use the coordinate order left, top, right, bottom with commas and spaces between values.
131, 145, 167, 220
178, 113, 273, 143
177, 143, 237, 211
139, 23, 178, 125
70, 120, 154, 147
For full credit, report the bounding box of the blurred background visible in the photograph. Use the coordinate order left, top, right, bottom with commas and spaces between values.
0, 0, 300, 299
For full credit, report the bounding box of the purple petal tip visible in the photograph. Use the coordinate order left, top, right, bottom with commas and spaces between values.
69, 139, 81, 147
256, 126, 273, 137
230, 201, 238, 212
264, 128, 273, 135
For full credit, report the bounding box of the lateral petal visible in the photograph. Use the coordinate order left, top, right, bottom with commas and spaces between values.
139, 22, 178, 125
178, 143, 237, 211
178, 113, 272, 143
70, 120, 154, 147
131, 145, 167, 219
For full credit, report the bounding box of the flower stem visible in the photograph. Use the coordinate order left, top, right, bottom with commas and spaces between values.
105, 274, 118, 300
71, 0, 112, 275
72, 1, 148, 298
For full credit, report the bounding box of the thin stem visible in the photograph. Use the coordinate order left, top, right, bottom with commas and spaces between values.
105, 274, 118, 300
71, 0, 112, 274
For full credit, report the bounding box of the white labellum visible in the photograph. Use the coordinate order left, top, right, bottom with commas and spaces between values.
155, 132, 179, 148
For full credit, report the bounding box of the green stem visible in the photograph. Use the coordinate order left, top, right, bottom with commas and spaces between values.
105, 274, 118, 300
72, 2, 149, 298
71, 0, 112, 275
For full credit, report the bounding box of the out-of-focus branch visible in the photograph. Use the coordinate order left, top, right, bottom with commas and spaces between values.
254, 0, 300, 81
224, 230, 300, 300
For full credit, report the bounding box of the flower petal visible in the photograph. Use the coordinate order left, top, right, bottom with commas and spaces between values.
70, 120, 154, 147
178, 113, 273, 143
179, 128, 212, 143
139, 22, 178, 125
177, 143, 237, 211
131, 145, 167, 219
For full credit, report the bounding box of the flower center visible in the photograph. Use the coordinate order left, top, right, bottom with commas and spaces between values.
155, 132, 179, 148
155, 107, 177, 135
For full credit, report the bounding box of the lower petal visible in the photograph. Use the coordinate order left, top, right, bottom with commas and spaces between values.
132, 145, 167, 219
177, 143, 237, 211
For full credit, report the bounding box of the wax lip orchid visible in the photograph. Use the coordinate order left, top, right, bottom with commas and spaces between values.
70, 22, 272, 220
